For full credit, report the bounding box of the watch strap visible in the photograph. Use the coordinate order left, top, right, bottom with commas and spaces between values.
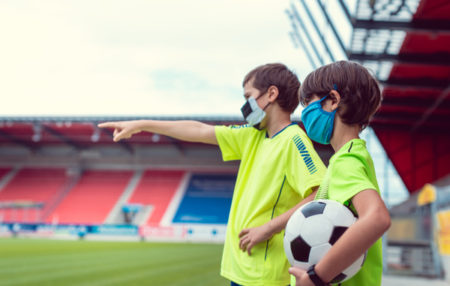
307, 264, 328, 286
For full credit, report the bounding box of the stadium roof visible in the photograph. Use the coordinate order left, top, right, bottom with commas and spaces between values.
287, 0, 450, 193
0, 116, 244, 153
0, 116, 334, 163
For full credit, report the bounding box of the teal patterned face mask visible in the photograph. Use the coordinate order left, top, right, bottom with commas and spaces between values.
301, 95, 337, 145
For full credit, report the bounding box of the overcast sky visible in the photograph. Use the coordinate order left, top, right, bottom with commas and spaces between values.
0, 0, 322, 117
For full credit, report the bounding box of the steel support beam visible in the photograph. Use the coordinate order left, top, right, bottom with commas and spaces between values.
298, 0, 336, 62
411, 85, 450, 132
286, 10, 319, 69
316, 0, 347, 56
371, 120, 450, 133
289, 4, 325, 66
0, 130, 37, 151
349, 52, 450, 66
353, 19, 450, 32
43, 125, 84, 150
381, 97, 450, 109
337, 0, 352, 23
380, 78, 450, 89
99, 128, 134, 155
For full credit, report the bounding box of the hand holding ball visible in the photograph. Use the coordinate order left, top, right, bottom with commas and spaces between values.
283, 199, 366, 283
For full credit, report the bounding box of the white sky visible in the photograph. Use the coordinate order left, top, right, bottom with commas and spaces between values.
0, 0, 316, 117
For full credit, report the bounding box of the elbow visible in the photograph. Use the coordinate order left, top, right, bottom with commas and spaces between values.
381, 211, 391, 233
366, 206, 391, 235
376, 207, 391, 234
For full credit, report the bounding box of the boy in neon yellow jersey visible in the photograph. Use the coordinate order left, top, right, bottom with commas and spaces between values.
98, 63, 326, 285
288, 61, 391, 286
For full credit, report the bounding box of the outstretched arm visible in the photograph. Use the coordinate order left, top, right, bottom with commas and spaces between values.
239, 188, 317, 255
98, 120, 218, 145
290, 189, 391, 285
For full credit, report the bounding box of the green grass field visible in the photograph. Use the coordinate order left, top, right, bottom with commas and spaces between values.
0, 238, 228, 286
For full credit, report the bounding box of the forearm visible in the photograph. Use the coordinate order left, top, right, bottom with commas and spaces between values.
135, 120, 218, 145
268, 189, 317, 235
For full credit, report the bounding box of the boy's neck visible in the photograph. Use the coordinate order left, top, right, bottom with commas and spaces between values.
330, 118, 360, 152
266, 110, 292, 138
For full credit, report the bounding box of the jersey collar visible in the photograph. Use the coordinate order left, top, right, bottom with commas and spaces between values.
266, 122, 296, 139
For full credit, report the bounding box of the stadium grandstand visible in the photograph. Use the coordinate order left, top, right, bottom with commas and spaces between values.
0, 116, 333, 242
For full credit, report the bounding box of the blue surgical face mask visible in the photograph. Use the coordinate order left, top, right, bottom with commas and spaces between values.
241, 94, 270, 130
301, 95, 337, 145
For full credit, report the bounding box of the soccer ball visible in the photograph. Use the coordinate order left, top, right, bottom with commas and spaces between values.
283, 199, 366, 283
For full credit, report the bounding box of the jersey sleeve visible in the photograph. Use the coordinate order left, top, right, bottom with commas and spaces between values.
215, 124, 253, 161
329, 152, 378, 204
285, 133, 327, 198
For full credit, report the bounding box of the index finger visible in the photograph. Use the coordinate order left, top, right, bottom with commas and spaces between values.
247, 245, 253, 256
238, 229, 248, 238
98, 122, 118, 129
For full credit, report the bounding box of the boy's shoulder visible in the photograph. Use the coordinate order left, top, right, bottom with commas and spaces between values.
332, 139, 371, 166
215, 124, 261, 138
275, 123, 307, 140
228, 124, 252, 130
284, 124, 317, 150
323, 139, 379, 204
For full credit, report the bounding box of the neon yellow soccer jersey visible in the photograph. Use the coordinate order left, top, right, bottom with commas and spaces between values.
316, 139, 383, 286
215, 123, 326, 286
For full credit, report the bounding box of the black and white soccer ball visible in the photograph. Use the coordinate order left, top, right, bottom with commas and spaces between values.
284, 199, 366, 283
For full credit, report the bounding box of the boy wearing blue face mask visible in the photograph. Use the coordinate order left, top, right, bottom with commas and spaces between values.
287, 61, 391, 286
98, 63, 326, 286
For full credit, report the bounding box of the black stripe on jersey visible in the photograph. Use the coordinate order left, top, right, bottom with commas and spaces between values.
265, 176, 286, 261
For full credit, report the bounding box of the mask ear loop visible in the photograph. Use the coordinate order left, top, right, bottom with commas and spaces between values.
262, 102, 271, 111
255, 86, 270, 101
318, 94, 329, 104
318, 84, 339, 108
329, 83, 340, 111
333, 83, 338, 92
256, 88, 271, 111
319, 83, 338, 104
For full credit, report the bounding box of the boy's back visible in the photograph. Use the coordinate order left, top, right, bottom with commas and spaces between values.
316, 139, 382, 285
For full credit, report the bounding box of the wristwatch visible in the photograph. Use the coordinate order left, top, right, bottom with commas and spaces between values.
307, 264, 329, 286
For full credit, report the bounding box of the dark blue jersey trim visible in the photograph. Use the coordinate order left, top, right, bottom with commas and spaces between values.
266, 123, 296, 139
292, 135, 317, 174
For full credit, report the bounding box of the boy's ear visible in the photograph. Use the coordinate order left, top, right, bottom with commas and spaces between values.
329, 90, 341, 111
267, 85, 279, 102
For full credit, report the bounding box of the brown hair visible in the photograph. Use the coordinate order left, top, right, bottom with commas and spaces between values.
300, 61, 382, 130
243, 63, 300, 114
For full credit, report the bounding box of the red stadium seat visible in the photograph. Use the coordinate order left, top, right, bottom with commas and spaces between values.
128, 170, 185, 225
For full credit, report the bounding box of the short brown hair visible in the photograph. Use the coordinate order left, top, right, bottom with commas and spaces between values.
300, 61, 382, 130
243, 63, 300, 114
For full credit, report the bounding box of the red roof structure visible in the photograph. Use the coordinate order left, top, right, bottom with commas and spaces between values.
287, 0, 450, 194
369, 0, 450, 193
